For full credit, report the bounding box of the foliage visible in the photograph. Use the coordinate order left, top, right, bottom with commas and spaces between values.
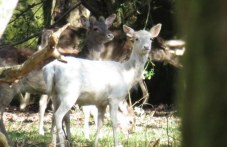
1, 0, 176, 49
144, 60, 155, 80
2, 0, 44, 49
115, 1, 138, 27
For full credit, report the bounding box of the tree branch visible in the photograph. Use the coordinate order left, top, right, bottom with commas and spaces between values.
8, 1, 43, 25
0, 2, 82, 49
81, 0, 102, 17
0, 23, 70, 84
0, 32, 41, 49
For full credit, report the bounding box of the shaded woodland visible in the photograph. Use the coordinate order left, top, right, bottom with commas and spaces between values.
0, 1, 182, 146
1, 0, 227, 147
1, 0, 180, 106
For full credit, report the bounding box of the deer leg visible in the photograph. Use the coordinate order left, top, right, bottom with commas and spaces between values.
39, 94, 49, 135
54, 94, 78, 147
63, 111, 71, 146
0, 109, 13, 146
92, 106, 98, 130
94, 105, 107, 147
109, 100, 121, 147
50, 95, 58, 146
0, 88, 17, 147
54, 108, 67, 147
19, 92, 31, 110
82, 106, 91, 139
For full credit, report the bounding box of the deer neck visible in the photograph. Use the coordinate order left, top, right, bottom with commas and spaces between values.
85, 39, 104, 52
86, 34, 105, 51
122, 50, 148, 88
78, 38, 105, 60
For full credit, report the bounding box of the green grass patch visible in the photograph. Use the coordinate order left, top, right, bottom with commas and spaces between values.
5, 109, 181, 147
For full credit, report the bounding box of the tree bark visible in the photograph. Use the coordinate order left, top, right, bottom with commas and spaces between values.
43, 0, 53, 27
176, 0, 227, 147
0, 23, 70, 84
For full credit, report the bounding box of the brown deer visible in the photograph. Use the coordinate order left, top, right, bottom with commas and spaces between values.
150, 39, 185, 67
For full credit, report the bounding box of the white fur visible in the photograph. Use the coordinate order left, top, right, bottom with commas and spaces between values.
43, 24, 161, 147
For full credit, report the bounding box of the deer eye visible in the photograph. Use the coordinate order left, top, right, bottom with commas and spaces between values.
93, 27, 98, 31
135, 38, 139, 41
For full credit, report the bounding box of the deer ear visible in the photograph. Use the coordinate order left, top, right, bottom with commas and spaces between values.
105, 14, 116, 28
80, 16, 90, 29
123, 25, 135, 38
89, 16, 96, 26
99, 16, 105, 22
150, 23, 162, 38
118, 100, 129, 115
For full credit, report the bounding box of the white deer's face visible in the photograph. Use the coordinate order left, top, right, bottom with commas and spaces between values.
123, 24, 162, 55
133, 30, 153, 55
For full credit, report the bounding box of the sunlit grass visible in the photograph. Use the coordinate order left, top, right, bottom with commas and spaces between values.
7, 120, 51, 147
5, 108, 181, 147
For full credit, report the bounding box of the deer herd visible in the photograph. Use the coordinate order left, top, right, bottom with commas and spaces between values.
0, 13, 183, 147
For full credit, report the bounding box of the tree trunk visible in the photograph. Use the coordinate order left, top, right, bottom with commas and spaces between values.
0, 0, 18, 38
43, 0, 54, 27
176, 0, 227, 147
67, 0, 90, 27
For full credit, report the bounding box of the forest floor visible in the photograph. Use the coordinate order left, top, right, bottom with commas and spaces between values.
4, 104, 181, 147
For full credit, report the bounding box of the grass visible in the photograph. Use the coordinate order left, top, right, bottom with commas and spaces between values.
5, 105, 181, 147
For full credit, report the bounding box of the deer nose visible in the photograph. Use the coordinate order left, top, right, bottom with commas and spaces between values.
129, 120, 133, 125
144, 45, 150, 50
106, 33, 114, 40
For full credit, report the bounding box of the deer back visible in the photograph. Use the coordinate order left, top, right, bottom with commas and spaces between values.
101, 29, 133, 62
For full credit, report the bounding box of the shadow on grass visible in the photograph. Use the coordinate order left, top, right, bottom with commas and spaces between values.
9, 130, 51, 147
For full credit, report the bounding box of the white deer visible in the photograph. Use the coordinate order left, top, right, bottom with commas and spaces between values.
82, 99, 135, 139
43, 23, 162, 147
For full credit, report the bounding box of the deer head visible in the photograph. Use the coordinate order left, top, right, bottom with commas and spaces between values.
81, 14, 116, 44
117, 100, 135, 134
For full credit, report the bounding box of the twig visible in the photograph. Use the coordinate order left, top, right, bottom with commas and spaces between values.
132, 94, 152, 107
9, 1, 43, 25
128, 90, 132, 107
0, 2, 82, 49
144, 0, 151, 29
140, 80, 149, 105
81, 0, 101, 17
0, 32, 41, 49
166, 113, 173, 147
